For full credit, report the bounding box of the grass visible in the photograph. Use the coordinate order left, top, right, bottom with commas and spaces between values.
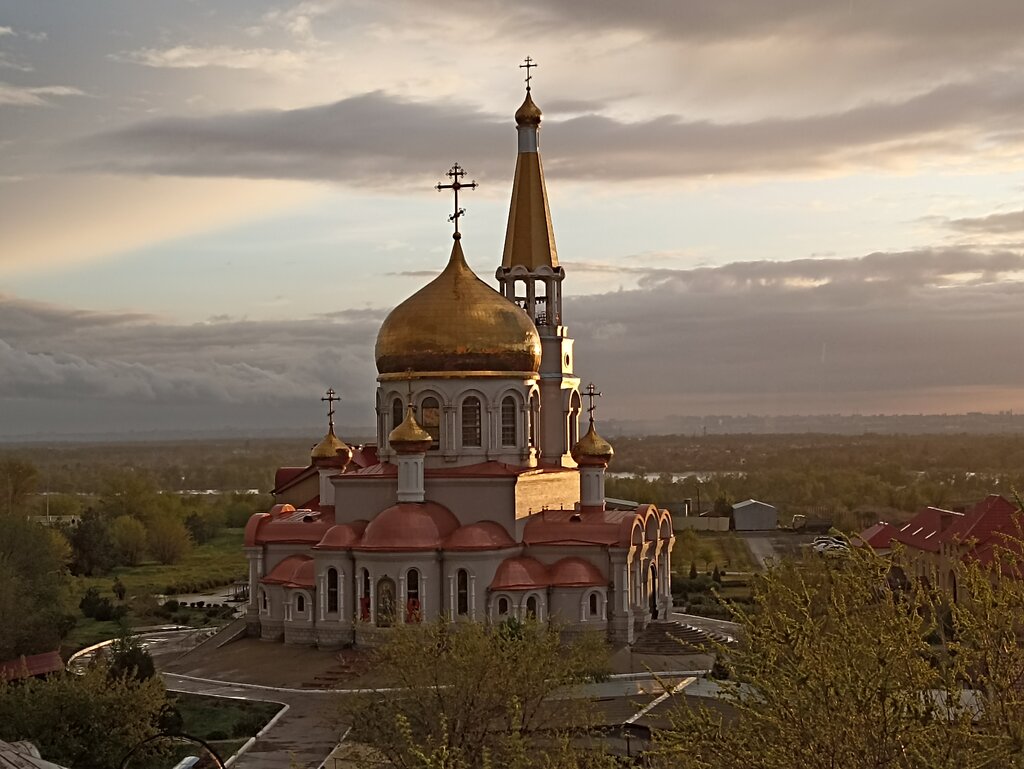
173, 691, 282, 740
673, 531, 758, 574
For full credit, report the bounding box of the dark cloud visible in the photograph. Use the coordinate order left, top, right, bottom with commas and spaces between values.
75, 74, 1024, 185
5, 246, 1024, 437
947, 209, 1024, 235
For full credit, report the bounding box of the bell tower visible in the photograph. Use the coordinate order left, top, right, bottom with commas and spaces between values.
496, 59, 581, 467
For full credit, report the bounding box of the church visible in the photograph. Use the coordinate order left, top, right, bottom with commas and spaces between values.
243, 67, 675, 648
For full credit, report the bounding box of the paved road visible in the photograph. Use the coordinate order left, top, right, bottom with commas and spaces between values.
163, 674, 343, 769
740, 533, 779, 568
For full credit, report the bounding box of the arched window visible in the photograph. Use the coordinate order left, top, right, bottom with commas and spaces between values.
360, 568, 371, 621
528, 393, 539, 449
461, 396, 482, 447
261, 591, 267, 612
421, 397, 440, 449
327, 567, 339, 613
526, 595, 538, 619
297, 594, 305, 613
406, 568, 421, 623
392, 397, 404, 433
501, 397, 517, 447
589, 592, 599, 617
457, 569, 469, 616
498, 596, 510, 616
568, 391, 582, 450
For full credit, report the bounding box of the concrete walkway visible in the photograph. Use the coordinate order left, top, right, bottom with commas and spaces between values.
163, 674, 343, 769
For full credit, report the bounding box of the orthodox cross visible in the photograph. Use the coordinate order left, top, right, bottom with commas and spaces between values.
520, 56, 537, 90
321, 387, 340, 428
584, 383, 602, 419
435, 163, 477, 236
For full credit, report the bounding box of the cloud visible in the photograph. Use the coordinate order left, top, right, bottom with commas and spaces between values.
0, 82, 85, 107
0, 27, 13, 37
76, 73, 1024, 185
947, 209, 1024, 235
110, 45, 309, 71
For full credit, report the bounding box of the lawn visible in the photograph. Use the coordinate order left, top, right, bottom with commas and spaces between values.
673, 531, 758, 574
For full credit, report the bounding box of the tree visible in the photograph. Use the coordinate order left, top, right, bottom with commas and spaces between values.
0, 516, 74, 659
147, 514, 192, 565
66, 508, 116, 576
106, 626, 156, 681
0, 663, 169, 769
110, 515, 148, 566
689, 561, 698, 580
651, 544, 1024, 769
338, 619, 616, 769
0, 457, 39, 516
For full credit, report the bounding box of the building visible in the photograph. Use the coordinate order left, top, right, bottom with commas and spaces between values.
243, 72, 674, 648
731, 499, 778, 531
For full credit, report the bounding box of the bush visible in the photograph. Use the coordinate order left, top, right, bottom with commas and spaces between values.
207, 730, 229, 741
147, 514, 193, 565
172, 610, 192, 625
672, 575, 714, 595
162, 599, 180, 612
232, 712, 267, 738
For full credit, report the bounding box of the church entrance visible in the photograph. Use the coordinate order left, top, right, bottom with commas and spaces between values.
377, 577, 397, 627
649, 563, 659, 620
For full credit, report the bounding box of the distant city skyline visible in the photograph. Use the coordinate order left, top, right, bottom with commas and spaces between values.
3, 1, 1024, 437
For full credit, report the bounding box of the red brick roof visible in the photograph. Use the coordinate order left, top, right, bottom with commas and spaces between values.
943, 494, 1020, 546
893, 506, 962, 553
0, 651, 63, 681
857, 521, 900, 549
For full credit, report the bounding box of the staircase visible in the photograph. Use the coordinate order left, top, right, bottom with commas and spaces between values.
630, 621, 731, 656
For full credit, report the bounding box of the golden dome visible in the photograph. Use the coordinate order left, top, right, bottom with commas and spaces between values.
515, 91, 542, 126
571, 419, 614, 464
375, 237, 542, 377
311, 426, 353, 465
388, 404, 433, 453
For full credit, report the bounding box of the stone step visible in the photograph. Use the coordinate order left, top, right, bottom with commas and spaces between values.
630, 620, 731, 656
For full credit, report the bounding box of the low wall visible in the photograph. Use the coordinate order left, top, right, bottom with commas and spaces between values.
674, 517, 730, 532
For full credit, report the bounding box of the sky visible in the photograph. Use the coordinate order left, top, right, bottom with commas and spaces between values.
3, 1, 1024, 439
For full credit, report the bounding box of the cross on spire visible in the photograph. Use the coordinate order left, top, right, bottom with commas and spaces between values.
321, 387, 340, 429
435, 163, 478, 238
584, 383, 602, 420
520, 56, 537, 91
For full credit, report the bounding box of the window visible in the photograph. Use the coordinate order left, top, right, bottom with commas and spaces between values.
589, 592, 599, 617
392, 397, 404, 433
461, 396, 481, 447
327, 568, 339, 613
261, 591, 267, 612
406, 568, 421, 623
297, 594, 305, 613
457, 569, 469, 616
526, 595, 538, 619
501, 397, 517, 446
498, 596, 510, 616
360, 568, 371, 621
528, 393, 539, 448
421, 397, 440, 448
568, 391, 582, 449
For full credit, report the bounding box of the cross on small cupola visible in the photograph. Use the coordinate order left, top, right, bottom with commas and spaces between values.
520, 56, 537, 91
584, 382, 602, 420
321, 387, 340, 429
435, 163, 478, 239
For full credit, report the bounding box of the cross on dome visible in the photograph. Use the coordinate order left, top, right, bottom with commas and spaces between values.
584, 383, 602, 420
435, 163, 478, 239
321, 387, 340, 428
520, 56, 537, 91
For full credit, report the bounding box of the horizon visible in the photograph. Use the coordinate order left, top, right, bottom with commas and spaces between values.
4, 2, 1024, 437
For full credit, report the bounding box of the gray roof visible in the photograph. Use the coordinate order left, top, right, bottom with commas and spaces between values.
0, 741, 69, 769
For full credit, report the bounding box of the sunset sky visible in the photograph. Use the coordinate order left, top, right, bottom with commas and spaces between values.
3, 1, 1024, 439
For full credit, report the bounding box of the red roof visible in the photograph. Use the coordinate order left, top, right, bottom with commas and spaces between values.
549, 557, 605, 587
262, 555, 315, 588
358, 501, 460, 551
338, 461, 574, 481
272, 466, 316, 494
943, 494, 1020, 546
350, 444, 379, 468
522, 507, 638, 547
314, 521, 368, 550
490, 556, 550, 590
893, 506, 961, 553
857, 521, 899, 549
443, 521, 516, 551
0, 651, 63, 681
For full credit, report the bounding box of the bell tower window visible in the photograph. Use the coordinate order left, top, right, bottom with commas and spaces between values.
461, 396, 482, 447
501, 396, 518, 447
391, 397, 404, 434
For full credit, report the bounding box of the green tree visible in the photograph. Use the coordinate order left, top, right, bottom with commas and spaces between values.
338, 619, 615, 769
66, 508, 116, 576
147, 514, 193, 565
0, 457, 39, 516
0, 663, 169, 769
106, 626, 156, 681
110, 515, 148, 566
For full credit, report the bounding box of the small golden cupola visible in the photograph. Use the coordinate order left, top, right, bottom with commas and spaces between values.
388, 403, 433, 454
571, 418, 615, 465
571, 384, 613, 512
311, 388, 353, 468
375, 163, 542, 379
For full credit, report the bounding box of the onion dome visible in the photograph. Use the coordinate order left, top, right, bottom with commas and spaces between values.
359, 501, 460, 551
549, 557, 605, 587
311, 425, 353, 466
515, 91, 542, 126
571, 418, 614, 465
388, 403, 432, 454
375, 238, 542, 377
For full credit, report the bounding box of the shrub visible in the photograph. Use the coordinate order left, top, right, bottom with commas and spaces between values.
147, 514, 193, 565
162, 600, 180, 612
232, 713, 268, 738
172, 610, 192, 625
207, 730, 229, 741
